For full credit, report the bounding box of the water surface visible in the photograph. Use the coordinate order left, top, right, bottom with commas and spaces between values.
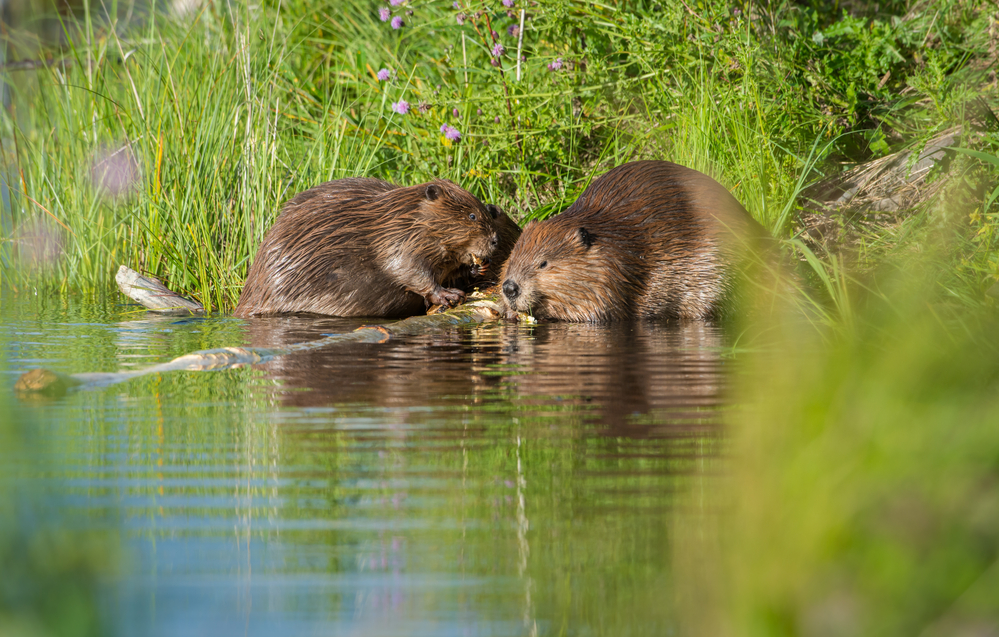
1, 295, 729, 636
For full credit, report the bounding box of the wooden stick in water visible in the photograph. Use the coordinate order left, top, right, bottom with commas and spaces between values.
14, 266, 505, 396
114, 265, 205, 313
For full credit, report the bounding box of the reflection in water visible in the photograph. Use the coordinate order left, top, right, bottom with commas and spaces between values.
2, 297, 732, 637
499, 321, 726, 436
243, 316, 727, 436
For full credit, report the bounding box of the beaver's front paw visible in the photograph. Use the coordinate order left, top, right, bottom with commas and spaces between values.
428, 287, 466, 308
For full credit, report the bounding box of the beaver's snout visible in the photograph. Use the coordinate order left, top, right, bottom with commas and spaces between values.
490, 233, 499, 249
503, 279, 520, 300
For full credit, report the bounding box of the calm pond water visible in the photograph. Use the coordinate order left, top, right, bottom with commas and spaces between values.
1, 294, 730, 637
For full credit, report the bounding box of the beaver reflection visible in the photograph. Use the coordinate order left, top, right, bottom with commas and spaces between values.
497, 321, 727, 436
241, 314, 505, 411
243, 315, 727, 437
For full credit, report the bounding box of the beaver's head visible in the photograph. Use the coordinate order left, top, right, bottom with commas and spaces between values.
444, 204, 523, 289
412, 180, 501, 276
500, 217, 642, 322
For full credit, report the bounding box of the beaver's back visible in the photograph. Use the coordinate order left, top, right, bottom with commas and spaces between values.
570, 161, 765, 318
235, 178, 419, 317
235, 177, 499, 318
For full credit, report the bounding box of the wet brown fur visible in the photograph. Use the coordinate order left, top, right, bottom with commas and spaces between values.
235, 178, 500, 318
500, 161, 769, 322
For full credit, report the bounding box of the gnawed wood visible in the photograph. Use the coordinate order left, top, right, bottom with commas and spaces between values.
801, 127, 962, 217
115, 265, 205, 313
16, 279, 505, 396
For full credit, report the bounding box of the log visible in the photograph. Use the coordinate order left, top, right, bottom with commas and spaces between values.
15, 266, 507, 396
114, 265, 205, 313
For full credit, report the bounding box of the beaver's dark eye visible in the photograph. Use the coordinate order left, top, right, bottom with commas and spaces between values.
469, 213, 477, 221
538, 261, 547, 270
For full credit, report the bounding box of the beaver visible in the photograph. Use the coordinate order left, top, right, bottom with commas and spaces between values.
500, 160, 770, 322
446, 204, 522, 290
235, 178, 501, 318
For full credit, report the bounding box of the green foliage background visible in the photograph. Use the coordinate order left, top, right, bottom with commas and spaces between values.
0, 0, 996, 311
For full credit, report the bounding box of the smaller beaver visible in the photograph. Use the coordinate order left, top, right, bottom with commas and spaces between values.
235, 178, 500, 318
500, 161, 769, 322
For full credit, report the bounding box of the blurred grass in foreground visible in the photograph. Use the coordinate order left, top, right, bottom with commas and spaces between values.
677, 254, 999, 636
0, 394, 120, 637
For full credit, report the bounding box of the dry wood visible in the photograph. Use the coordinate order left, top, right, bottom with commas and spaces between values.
801, 127, 961, 216
115, 265, 205, 313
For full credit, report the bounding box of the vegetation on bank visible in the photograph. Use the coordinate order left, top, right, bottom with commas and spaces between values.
0, 0, 995, 311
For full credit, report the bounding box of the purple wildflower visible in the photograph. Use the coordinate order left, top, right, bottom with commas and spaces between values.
494, 116, 500, 123
391, 16, 404, 29
490, 58, 500, 67
492, 42, 505, 57
406, 9, 413, 15
418, 101, 430, 113
452, 1, 459, 7
377, 68, 391, 81
389, 0, 405, 5
392, 100, 410, 115
502, 0, 514, 6
507, 24, 520, 37
456, 12, 465, 24
452, 108, 460, 118
548, 57, 563, 71
379, 7, 391, 21
440, 123, 449, 133
443, 126, 462, 141
477, 108, 483, 115
491, 30, 499, 40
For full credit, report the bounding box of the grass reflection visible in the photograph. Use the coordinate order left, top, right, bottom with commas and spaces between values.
0, 391, 121, 637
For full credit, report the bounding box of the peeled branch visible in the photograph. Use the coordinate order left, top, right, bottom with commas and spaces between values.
114, 265, 205, 314
14, 265, 504, 397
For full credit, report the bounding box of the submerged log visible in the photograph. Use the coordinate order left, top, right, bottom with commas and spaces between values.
15, 265, 507, 396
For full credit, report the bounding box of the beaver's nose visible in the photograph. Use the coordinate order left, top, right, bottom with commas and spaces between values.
490, 233, 499, 248
502, 279, 520, 300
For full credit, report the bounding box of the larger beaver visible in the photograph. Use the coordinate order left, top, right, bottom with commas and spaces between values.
500, 161, 769, 322
235, 178, 501, 318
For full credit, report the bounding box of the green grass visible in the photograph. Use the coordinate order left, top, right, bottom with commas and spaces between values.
2, 0, 991, 311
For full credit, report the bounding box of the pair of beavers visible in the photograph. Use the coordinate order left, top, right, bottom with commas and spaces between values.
234, 161, 768, 322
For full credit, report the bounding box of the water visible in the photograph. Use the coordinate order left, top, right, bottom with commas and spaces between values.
1, 294, 730, 636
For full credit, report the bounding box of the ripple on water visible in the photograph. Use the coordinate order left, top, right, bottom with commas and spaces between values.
3, 294, 730, 637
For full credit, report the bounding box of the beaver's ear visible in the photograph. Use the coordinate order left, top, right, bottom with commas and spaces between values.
486, 204, 500, 219
578, 227, 595, 249
425, 184, 440, 201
